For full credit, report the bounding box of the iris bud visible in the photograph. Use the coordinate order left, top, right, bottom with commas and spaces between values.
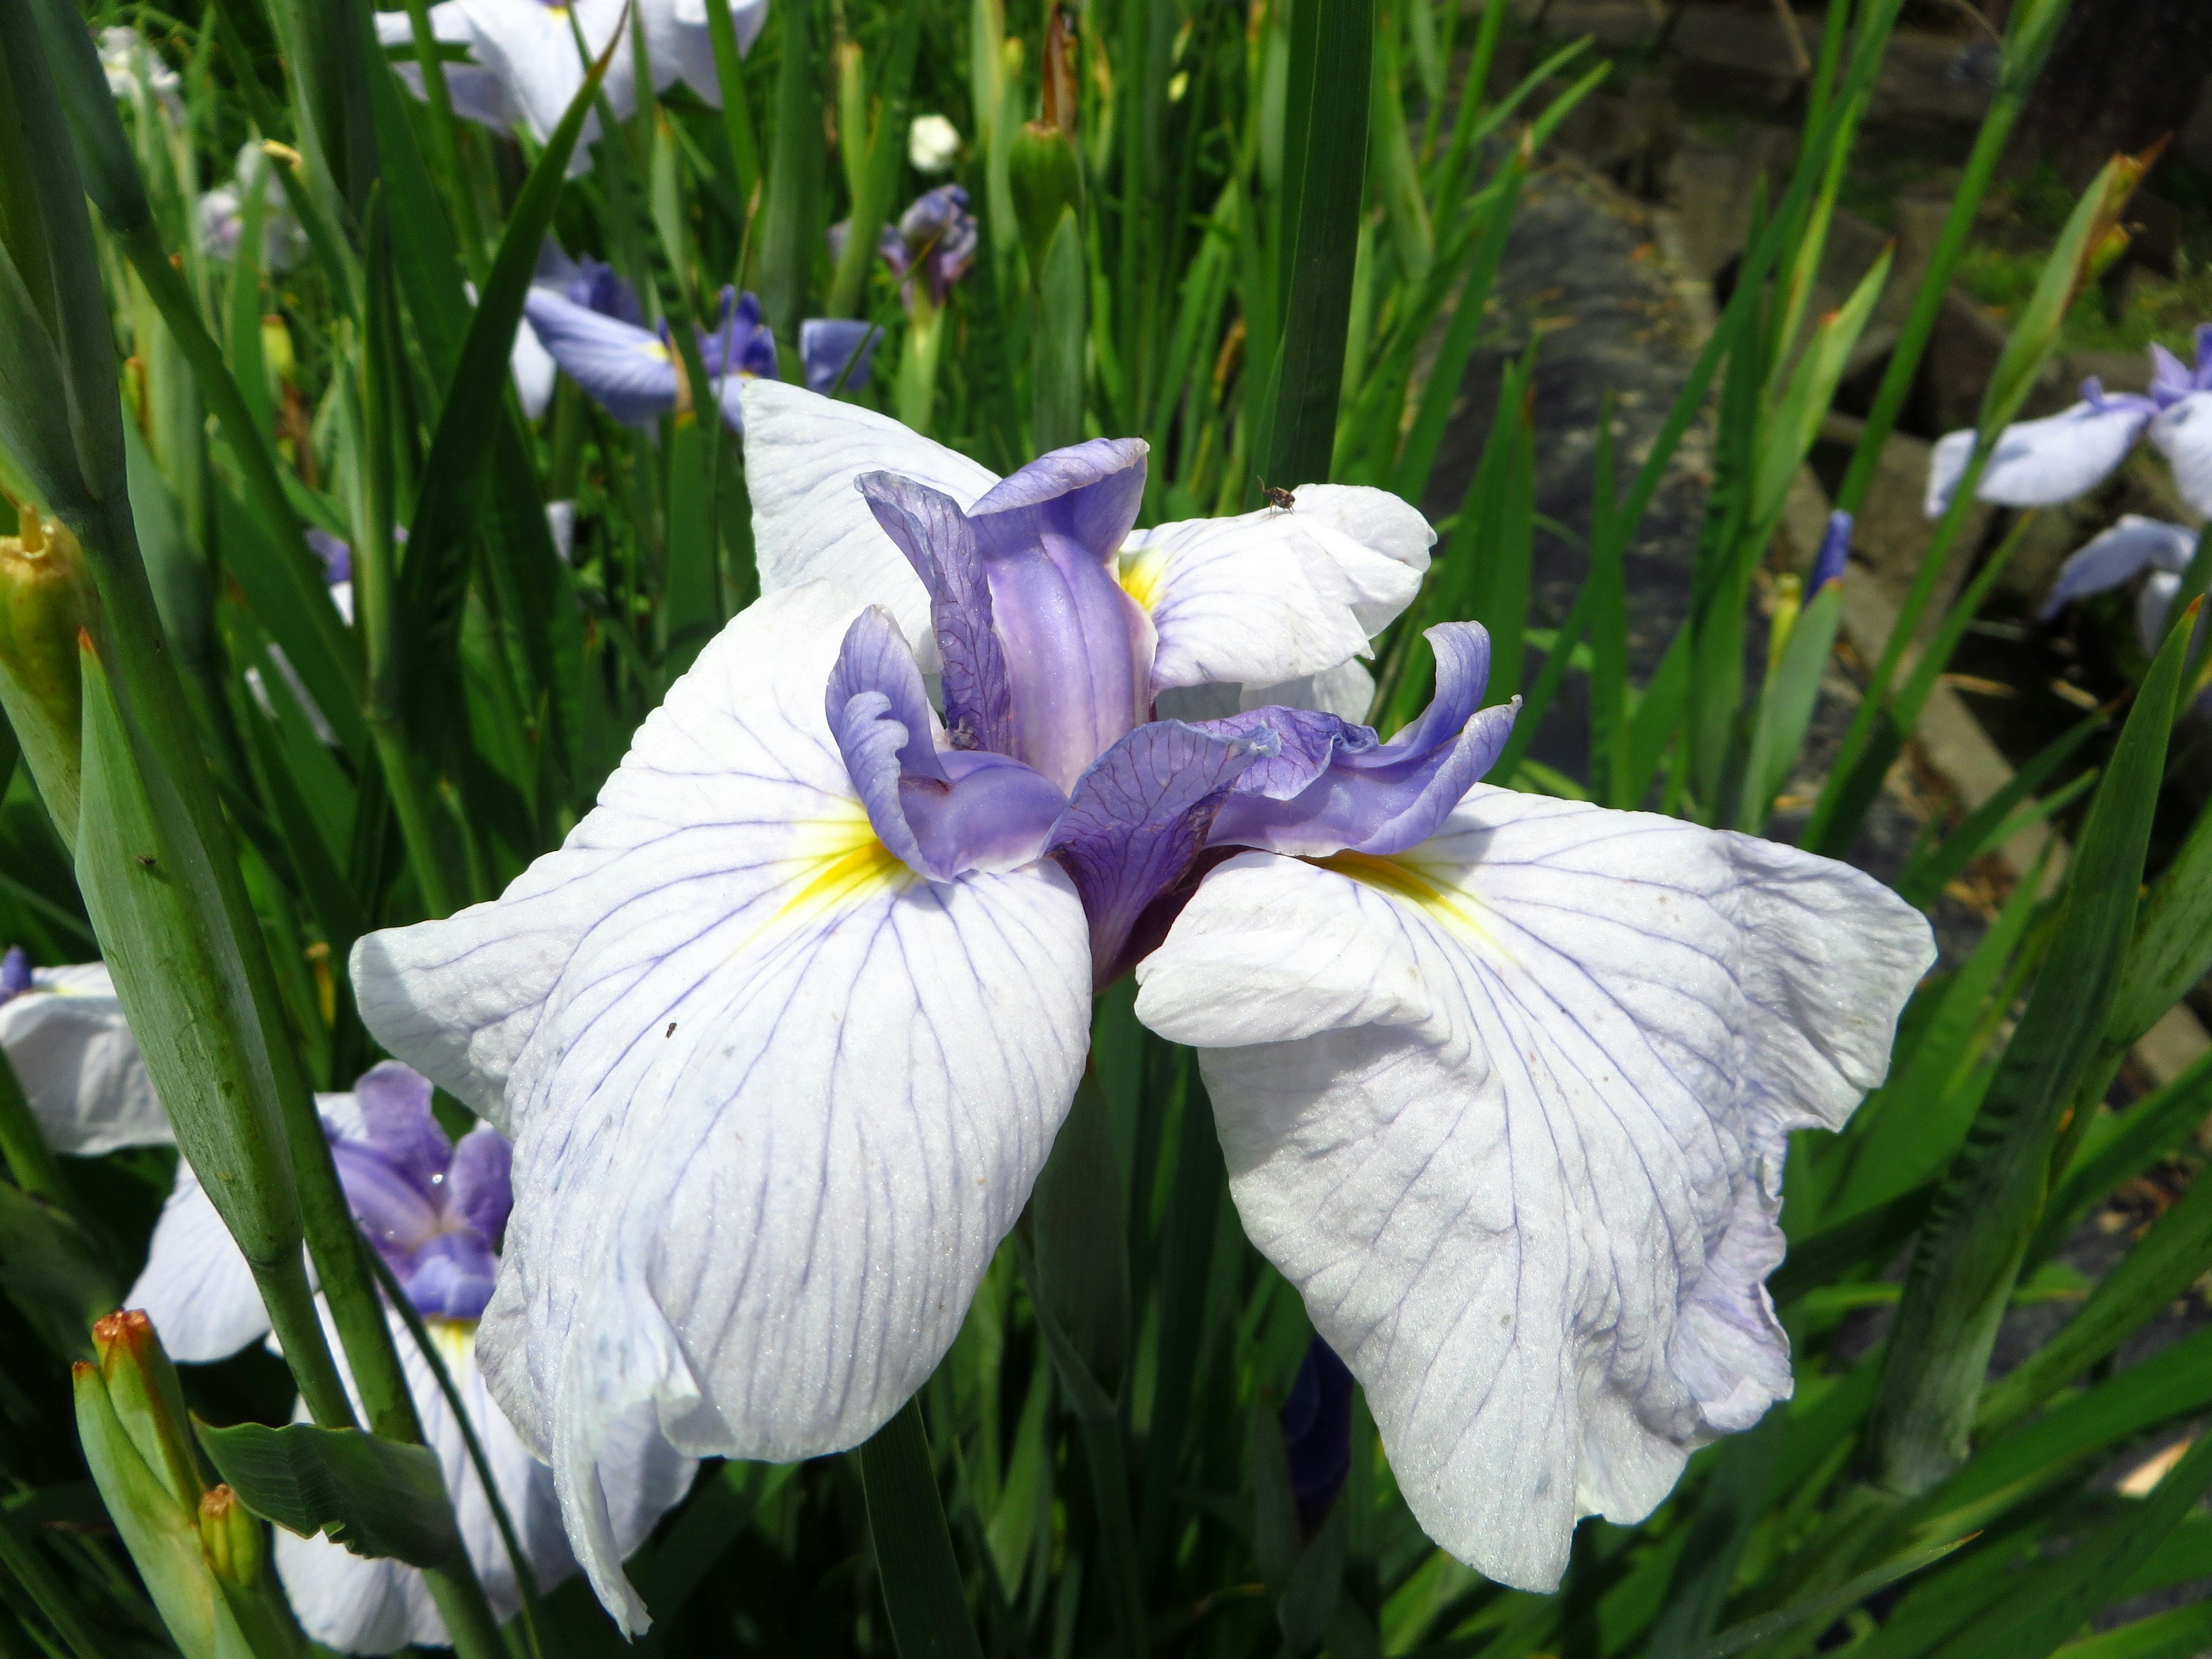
196, 1486, 263, 1590
92, 1309, 205, 1510
1008, 124, 1081, 282
0, 506, 92, 842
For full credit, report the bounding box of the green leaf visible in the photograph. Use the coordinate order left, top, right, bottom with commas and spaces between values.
858, 1400, 986, 1659
196, 1421, 462, 1571
1678, 1533, 1968, 1659
2031, 1047, 2212, 1268
1865, 596, 2198, 1497
1896, 710, 2103, 911
757, 0, 824, 343
2108, 785, 2212, 1055
2054, 1603, 2212, 1659
1734, 576, 1843, 832
1032, 209, 1088, 453
0, 1180, 116, 1344
1257, 0, 1376, 491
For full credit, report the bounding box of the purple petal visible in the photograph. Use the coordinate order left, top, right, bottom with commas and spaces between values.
349, 1061, 450, 1189
857, 474, 1014, 755
305, 529, 352, 586
1282, 1337, 1355, 1532
1205, 624, 1520, 859
448, 1123, 513, 1251
801, 319, 882, 395
968, 441, 1157, 791
698, 288, 777, 382
2152, 343, 2195, 406
2041, 514, 2199, 620
399, 1230, 499, 1320
2194, 323, 2212, 391
828, 608, 1062, 879
1046, 719, 1271, 986
0, 946, 29, 1006
524, 289, 680, 427
330, 1139, 443, 1257
567, 253, 644, 327
1809, 509, 1851, 592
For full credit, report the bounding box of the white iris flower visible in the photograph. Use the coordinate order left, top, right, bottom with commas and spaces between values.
350, 382, 1932, 1630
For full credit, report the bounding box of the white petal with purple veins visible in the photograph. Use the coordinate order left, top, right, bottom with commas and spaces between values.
1927, 400, 2152, 517
1119, 491, 1423, 695
0, 965, 169, 1155
449, 0, 598, 142
1134, 790, 1930, 1592
354, 584, 1091, 1630
2149, 389, 2212, 514
741, 381, 999, 670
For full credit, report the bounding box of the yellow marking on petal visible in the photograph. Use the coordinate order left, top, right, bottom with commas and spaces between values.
1118, 546, 1172, 614
1310, 849, 1503, 957
422, 1316, 479, 1374
771, 809, 917, 933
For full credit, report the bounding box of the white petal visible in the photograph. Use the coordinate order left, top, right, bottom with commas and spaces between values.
2139, 568, 2185, 657
512, 315, 558, 422
740, 380, 999, 674
1120, 491, 1423, 694
453, 0, 589, 142
0, 965, 170, 1154
1973, 401, 2149, 510
356, 584, 1090, 1631
1244, 659, 1377, 722
1291, 483, 1435, 628
2149, 390, 2212, 515
275, 1525, 428, 1655
126, 1158, 271, 1362
2040, 514, 2198, 620
1134, 791, 1931, 1591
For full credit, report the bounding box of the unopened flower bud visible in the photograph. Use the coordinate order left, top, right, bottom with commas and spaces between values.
196, 1486, 263, 1589
1009, 120, 1082, 282
0, 507, 91, 839
92, 1310, 206, 1510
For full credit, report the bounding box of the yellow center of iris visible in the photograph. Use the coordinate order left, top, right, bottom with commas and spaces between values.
768, 808, 915, 935
1117, 546, 1171, 614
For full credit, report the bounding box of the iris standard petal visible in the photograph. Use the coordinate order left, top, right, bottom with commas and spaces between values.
741, 380, 999, 669
355, 584, 1091, 1631
2149, 389, 2212, 514
1927, 398, 2153, 517
2040, 514, 2198, 620
127, 1157, 273, 1362
968, 440, 1156, 791
1119, 490, 1423, 694
524, 291, 681, 427
0, 964, 169, 1155
857, 474, 1013, 753
1134, 792, 1931, 1592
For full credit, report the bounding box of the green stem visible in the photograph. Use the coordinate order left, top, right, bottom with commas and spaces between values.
0, 1040, 71, 1212
400, 0, 489, 281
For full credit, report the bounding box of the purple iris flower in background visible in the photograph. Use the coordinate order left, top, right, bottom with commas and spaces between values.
351, 381, 1931, 1631
877, 184, 978, 310
801, 318, 883, 395
1927, 325, 2212, 517
0, 945, 29, 1005
524, 283, 775, 431
1809, 509, 1851, 592
1282, 1337, 1357, 1535
2040, 515, 2209, 672
126, 1062, 693, 1652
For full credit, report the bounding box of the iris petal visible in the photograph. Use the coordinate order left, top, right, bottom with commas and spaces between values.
1134, 791, 1932, 1592
857, 473, 1014, 753
355, 584, 1092, 1631
2149, 389, 2212, 514
523, 290, 680, 427
1926, 397, 2153, 517
126, 1157, 275, 1363
2040, 514, 2197, 620
0, 964, 169, 1155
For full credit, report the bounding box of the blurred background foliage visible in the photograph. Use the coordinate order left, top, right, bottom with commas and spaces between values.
6, 0, 2212, 1656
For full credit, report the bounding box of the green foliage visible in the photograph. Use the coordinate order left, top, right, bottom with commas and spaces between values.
14, 0, 2212, 1655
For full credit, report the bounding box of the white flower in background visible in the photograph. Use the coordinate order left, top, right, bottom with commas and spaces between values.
349, 381, 1932, 1625
375, 0, 770, 157
198, 143, 307, 272
112, 1063, 696, 1653
908, 112, 961, 174
99, 25, 184, 124
1926, 326, 2212, 518
0, 948, 165, 1156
